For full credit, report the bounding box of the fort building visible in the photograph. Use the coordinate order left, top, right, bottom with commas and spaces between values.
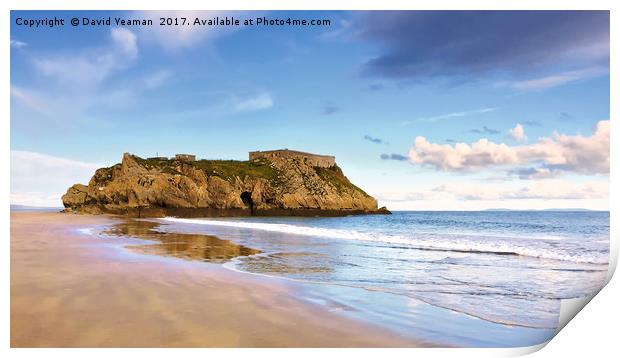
175, 154, 196, 162
249, 149, 336, 168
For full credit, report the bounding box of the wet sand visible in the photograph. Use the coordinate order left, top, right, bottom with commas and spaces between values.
102, 219, 263, 263
10, 212, 421, 347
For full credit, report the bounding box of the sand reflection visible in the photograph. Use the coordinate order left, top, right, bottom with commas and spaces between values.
103, 220, 260, 263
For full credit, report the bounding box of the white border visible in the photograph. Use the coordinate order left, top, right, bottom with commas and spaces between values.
3, 1, 617, 357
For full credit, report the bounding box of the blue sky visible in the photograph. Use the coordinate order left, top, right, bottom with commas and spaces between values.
10, 10, 610, 209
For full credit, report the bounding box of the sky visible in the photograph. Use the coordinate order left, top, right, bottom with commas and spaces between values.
10, 10, 610, 210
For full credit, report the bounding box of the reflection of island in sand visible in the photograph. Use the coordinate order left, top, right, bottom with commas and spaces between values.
103, 220, 260, 263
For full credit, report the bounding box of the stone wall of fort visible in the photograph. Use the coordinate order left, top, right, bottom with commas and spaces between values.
249, 149, 336, 168
175, 154, 196, 162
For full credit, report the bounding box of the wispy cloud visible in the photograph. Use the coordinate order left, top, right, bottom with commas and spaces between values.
11, 38, 27, 48
364, 135, 387, 144
12, 66, 173, 132
511, 67, 608, 91
232, 92, 273, 112
10, 86, 49, 114
559, 112, 573, 121
319, 18, 353, 40
508, 167, 561, 180
322, 104, 340, 116
375, 180, 608, 202
380, 153, 407, 161
186, 90, 275, 116
470, 126, 499, 135
403, 107, 497, 125
142, 69, 173, 89
434, 181, 608, 201
373, 191, 430, 202
34, 28, 138, 87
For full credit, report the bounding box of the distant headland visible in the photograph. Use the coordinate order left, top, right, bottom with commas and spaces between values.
62, 149, 390, 217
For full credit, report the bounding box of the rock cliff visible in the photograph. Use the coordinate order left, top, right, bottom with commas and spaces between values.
62, 153, 389, 217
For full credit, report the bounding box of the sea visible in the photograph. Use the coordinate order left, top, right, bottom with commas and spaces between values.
134, 211, 608, 347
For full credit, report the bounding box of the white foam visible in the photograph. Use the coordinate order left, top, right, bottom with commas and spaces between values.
77, 228, 94, 236
161, 217, 608, 265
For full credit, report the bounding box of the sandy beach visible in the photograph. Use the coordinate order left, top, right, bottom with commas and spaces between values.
10, 211, 421, 347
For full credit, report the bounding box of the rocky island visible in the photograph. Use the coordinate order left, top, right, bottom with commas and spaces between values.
62, 149, 390, 217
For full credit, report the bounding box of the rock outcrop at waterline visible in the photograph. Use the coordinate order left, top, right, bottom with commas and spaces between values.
62, 152, 390, 217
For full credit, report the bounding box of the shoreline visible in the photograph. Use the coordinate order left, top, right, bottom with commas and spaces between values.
62, 206, 391, 218
10, 211, 425, 347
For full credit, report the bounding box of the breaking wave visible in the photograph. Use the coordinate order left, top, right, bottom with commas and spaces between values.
161, 217, 608, 265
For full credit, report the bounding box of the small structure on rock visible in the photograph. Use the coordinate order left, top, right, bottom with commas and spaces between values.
249, 149, 335, 168
175, 154, 196, 162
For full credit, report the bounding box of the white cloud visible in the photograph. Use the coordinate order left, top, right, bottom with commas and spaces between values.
509, 123, 527, 141
11, 151, 102, 207
11, 39, 27, 48
409, 137, 519, 170
232, 92, 274, 112
136, 11, 243, 50
34, 28, 138, 87
408, 120, 609, 175
110, 27, 138, 58
511, 67, 608, 91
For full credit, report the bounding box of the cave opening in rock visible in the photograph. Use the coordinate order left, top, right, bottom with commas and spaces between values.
240, 191, 254, 215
